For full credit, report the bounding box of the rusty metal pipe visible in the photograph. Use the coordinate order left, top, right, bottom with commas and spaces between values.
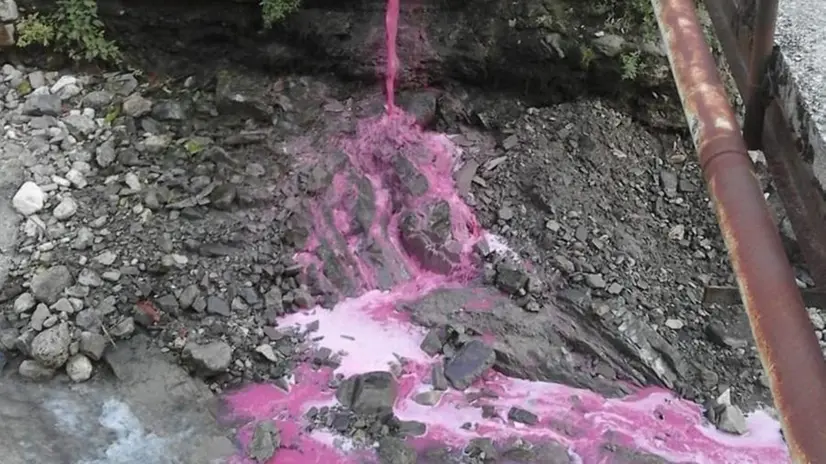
650, 0, 826, 462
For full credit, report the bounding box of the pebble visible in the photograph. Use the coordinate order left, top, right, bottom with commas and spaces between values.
585, 273, 606, 289
30, 265, 73, 305
122, 94, 152, 117
30, 304, 50, 331
255, 344, 279, 362
13, 292, 35, 313
29, 322, 71, 368
66, 354, 93, 382
18, 360, 56, 381
53, 196, 79, 220
184, 341, 233, 375
94, 250, 118, 266
246, 421, 280, 462
79, 332, 107, 360
665, 318, 685, 330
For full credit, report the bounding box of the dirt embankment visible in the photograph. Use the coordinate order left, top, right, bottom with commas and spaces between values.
14, 0, 685, 128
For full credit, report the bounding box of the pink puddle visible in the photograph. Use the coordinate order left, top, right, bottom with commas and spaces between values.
223, 1, 789, 461
225, 285, 788, 463
223, 114, 789, 463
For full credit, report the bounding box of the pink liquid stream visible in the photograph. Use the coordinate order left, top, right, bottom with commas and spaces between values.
223, 2, 791, 463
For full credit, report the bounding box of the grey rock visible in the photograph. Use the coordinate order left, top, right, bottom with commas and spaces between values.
121, 94, 152, 117
18, 360, 55, 381
246, 421, 280, 462
29, 322, 71, 368
420, 327, 446, 356
107, 74, 138, 96
592, 34, 626, 57
495, 263, 529, 294
444, 340, 495, 390
22, 93, 61, 117
30, 265, 73, 305
206, 296, 231, 316
29, 304, 50, 331
52, 196, 78, 220
66, 354, 93, 382
151, 100, 186, 121
28, 71, 45, 89
51, 298, 74, 314
183, 341, 233, 376
507, 406, 538, 425
335, 371, 397, 415
585, 273, 607, 289
79, 331, 107, 360
431, 364, 448, 391
12, 181, 45, 216
215, 70, 273, 121
377, 437, 416, 464
717, 405, 749, 435
77, 268, 102, 287
0, 0, 19, 22
264, 287, 283, 313
72, 227, 94, 249
95, 139, 117, 168
155, 294, 180, 314
62, 114, 96, 137
178, 284, 201, 310
110, 317, 135, 338
412, 390, 442, 406
13, 292, 35, 313
94, 250, 117, 266
82, 90, 114, 109
660, 170, 678, 197
74, 309, 101, 331
0, 329, 18, 351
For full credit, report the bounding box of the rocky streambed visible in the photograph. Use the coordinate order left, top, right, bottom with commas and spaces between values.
0, 4, 817, 460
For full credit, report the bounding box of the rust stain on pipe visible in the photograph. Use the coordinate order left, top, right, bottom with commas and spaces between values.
650, 0, 826, 462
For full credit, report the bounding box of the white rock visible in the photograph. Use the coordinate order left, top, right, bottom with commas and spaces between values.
12, 181, 45, 216
255, 344, 279, 362
66, 354, 93, 382
13, 292, 35, 313
30, 304, 50, 331
665, 318, 684, 330
65, 169, 88, 188
50, 75, 78, 94
28, 71, 46, 89
53, 196, 78, 220
124, 172, 141, 191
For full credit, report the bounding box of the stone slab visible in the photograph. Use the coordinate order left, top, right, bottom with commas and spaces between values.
0, 140, 24, 291
0, 335, 237, 464
774, 0, 826, 186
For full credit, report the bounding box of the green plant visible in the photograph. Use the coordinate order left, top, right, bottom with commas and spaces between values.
261, 0, 302, 28
579, 46, 596, 70
17, 0, 120, 62
620, 50, 641, 80
16, 0, 300, 63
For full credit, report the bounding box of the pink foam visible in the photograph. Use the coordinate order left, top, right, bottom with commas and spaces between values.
226, 285, 788, 463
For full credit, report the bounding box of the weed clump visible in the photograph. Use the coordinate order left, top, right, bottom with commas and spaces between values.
15, 0, 303, 63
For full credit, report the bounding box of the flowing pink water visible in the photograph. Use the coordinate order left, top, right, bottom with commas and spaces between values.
224, 3, 791, 463
385, 0, 400, 109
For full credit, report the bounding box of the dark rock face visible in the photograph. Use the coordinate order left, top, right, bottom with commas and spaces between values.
400, 287, 676, 396
80, 0, 679, 126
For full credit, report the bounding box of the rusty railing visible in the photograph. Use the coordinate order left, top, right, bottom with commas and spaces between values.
650, 0, 826, 461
